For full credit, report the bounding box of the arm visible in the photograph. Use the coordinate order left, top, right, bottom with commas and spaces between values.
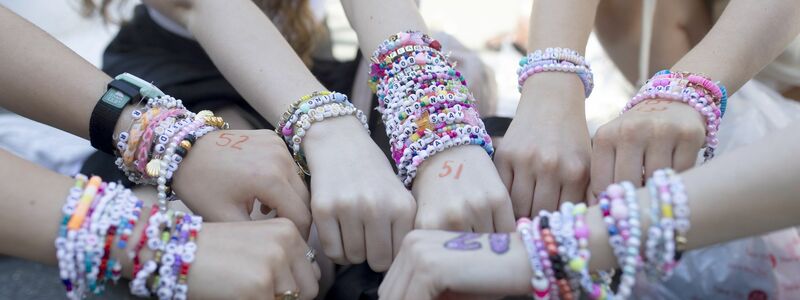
673, 0, 800, 93
380, 118, 800, 299
0, 149, 320, 299
591, 0, 800, 195
0, 5, 311, 233
339, 0, 516, 235
494, 0, 601, 219
145, 0, 415, 271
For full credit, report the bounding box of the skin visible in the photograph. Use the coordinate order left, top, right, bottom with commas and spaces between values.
0, 5, 319, 297
340, 0, 516, 235
591, 0, 800, 194
0, 149, 321, 300
494, 0, 600, 218
145, 0, 417, 271
0, 4, 313, 234
379, 118, 800, 300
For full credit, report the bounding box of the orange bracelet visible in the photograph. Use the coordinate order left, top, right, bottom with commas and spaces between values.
67, 176, 102, 230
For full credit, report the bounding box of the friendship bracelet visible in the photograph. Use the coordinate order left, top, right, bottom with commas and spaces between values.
373, 30, 494, 187
275, 91, 369, 175
518, 48, 594, 97
625, 73, 722, 161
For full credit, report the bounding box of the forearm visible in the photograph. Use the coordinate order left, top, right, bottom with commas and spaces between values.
672, 0, 800, 93
0, 149, 156, 278
497, 120, 800, 293
340, 0, 428, 56
146, 0, 326, 125
519, 0, 600, 109
586, 119, 800, 269
0, 5, 111, 139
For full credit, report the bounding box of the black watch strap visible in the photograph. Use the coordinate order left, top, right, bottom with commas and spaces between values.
89, 79, 141, 154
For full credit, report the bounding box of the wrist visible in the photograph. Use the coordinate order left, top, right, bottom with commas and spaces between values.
301, 115, 371, 153
415, 145, 489, 181
518, 73, 586, 115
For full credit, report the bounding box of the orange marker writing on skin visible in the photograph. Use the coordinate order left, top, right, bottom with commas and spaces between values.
67, 176, 103, 230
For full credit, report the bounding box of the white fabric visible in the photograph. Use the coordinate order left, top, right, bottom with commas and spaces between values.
633, 4, 800, 298
147, 6, 194, 39
0, 114, 93, 176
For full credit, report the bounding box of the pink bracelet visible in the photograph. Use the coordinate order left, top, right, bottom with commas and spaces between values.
135, 109, 187, 174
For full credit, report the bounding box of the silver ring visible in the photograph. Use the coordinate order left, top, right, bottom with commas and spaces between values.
305, 247, 316, 263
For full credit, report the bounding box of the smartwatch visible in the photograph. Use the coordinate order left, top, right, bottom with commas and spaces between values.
89, 73, 165, 154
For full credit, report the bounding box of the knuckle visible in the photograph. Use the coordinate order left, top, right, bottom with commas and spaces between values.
593, 125, 615, 146
561, 161, 589, 183
536, 153, 560, 172
619, 120, 648, 142
403, 230, 426, 247
368, 257, 392, 272
444, 211, 467, 230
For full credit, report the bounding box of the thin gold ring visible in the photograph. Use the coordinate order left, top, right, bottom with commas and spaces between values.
276, 290, 300, 300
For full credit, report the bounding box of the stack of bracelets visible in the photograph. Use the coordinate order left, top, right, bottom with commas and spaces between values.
517, 47, 594, 97
370, 31, 494, 186
112, 90, 228, 212
275, 91, 370, 174
516, 168, 690, 300
56, 174, 202, 300
624, 70, 728, 161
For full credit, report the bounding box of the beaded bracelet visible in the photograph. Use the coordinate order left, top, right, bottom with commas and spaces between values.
373, 31, 494, 187
517, 218, 552, 300
518, 48, 594, 97
626, 72, 724, 161
275, 92, 369, 175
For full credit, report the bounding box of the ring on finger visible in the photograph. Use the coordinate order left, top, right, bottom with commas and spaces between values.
305, 247, 316, 263
276, 290, 300, 300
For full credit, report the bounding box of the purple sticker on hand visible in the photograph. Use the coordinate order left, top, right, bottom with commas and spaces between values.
443, 233, 482, 251
488, 233, 510, 255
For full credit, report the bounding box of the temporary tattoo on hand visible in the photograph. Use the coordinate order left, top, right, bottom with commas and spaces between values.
444, 233, 482, 251
488, 233, 510, 255
438, 160, 464, 179
634, 99, 671, 113
215, 132, 250, 150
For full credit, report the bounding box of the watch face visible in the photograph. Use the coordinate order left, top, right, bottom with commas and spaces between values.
102, 89, 131, 109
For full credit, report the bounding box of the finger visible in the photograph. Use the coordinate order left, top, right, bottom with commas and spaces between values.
673, 142, 700, 172
258, 182, 312, 239
470, 204, 495, 233
614, 143, 645, 186
403, 272, 436, 300
314, 217, 347, 265
644, 142, 674, 179
340, 215, 366, 264
492, 199, 516, 232
381, 250, 409, 300
495, 157, 513, 192
510, 170, 535, 219
365, 217, 393, 272
531, 176, 560, 215
288, 171, 310, 208
392, 212, 414, 260
559, 184, 585, 206
291, 254, 319, 300
590, 140, 615, 196
273, 259, 298, 300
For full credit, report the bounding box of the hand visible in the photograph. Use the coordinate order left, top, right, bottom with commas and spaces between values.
590, 99, 705, 197
412, 146, 515, 233
173, 129, 311, 237
494, 74, 591, 218
379, 230, 530, 300
188, 218, 321, 300
303, 117, 416, 272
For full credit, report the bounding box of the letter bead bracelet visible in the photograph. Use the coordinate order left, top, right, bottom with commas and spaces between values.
518, 168, 692, 300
